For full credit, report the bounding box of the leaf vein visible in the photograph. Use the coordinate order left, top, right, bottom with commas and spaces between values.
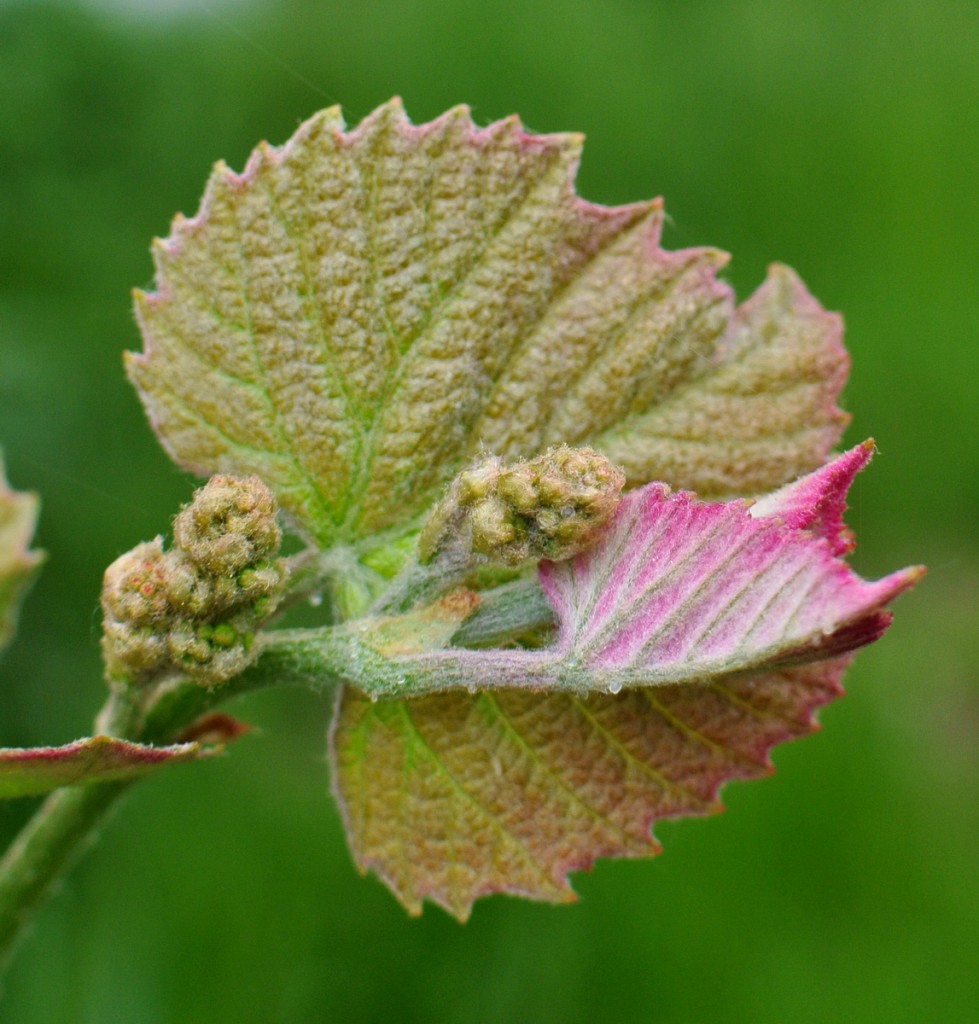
639, 689, 768, 771
233, 239, 340, 527
345, 151, 573, 523
479, 693, 649, 849
396, 700, 558, 891
570, 695, 713, 810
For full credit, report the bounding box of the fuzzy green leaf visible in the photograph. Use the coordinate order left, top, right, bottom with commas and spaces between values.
0, 452, 44, 658
128, 99, 847, 556
0, 736, 206, 799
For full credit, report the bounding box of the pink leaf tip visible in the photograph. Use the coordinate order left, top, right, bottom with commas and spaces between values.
749, 439, 876, 555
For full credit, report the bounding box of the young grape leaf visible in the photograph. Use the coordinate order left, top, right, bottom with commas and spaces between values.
0, 451, 44, 658
0, 736, 206, 799
330, 661, 846, 918
328, 449, 921, 917
128, 99, 847, 555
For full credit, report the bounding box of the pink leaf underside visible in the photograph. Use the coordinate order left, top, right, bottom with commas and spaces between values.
748, 437, 875, 555
0, 736, 205, 799
331, 449, 921, 918
537, 444, 921, 683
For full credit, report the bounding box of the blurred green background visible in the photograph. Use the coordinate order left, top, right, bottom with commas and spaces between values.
1, 0, 976, 1020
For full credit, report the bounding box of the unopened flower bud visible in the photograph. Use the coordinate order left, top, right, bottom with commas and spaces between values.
101, 618, 171, 679
100, 474, 287, 688
173, 474, 281, 575
237, 562, 287, 602
420, 446, 625, 567
166, 616, 256, 684
101, 538, 171, 626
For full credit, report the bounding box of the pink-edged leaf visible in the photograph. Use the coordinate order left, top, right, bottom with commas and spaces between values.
128, 100, 848, 562
536, 443, 921, 685
330, 658, 846, 919
0, 736, 207, 799
329, 448, 921, 916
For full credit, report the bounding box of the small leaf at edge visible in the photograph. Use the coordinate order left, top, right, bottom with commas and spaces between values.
0, 736, 207, 800
0, 451, 44, 658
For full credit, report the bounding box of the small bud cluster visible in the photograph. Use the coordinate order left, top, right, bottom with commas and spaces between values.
101, 475, 287, 687
419, 446, 625, 567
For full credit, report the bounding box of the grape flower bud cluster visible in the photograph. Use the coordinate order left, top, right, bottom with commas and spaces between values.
101, 475, 287, 687
419, 446, 625, 567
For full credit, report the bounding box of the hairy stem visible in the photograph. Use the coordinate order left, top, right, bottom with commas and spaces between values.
0, 781, 130, 971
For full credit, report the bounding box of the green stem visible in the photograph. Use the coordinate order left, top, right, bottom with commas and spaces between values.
0, 780, 130, 971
